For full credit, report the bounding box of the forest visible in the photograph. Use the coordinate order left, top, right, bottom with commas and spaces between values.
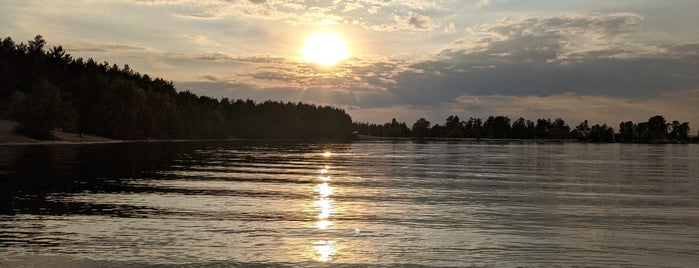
0, 35, 353, 140
353, 115, 693, 143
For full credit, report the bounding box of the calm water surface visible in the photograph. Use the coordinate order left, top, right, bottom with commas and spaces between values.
1, 141, 698, 267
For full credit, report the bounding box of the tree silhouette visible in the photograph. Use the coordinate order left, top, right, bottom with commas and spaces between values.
445, 115, 464, 138
511, 117, 535, 139
483, 116, 511, 138
640, 115, 668, 143
10, 80, 76, 139
589, 124, 615, 143
411, 118, 431, 138
618, 121, 635, 142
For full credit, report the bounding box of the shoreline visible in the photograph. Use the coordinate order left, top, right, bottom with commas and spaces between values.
0, 119, 247, 146
2, 120, 696, 146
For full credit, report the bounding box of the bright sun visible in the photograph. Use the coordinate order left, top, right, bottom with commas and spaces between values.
302, 33, 350, 66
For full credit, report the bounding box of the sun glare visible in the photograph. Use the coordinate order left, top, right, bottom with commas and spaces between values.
302, 33, 350, 66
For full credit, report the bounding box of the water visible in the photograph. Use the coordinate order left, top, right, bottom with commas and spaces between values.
1, 141, 698, 267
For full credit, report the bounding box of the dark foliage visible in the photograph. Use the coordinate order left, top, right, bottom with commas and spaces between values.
613, 115, 690, 143
0, 35, 353, 140
353, 118, 411, 137
353, 114, 692, 143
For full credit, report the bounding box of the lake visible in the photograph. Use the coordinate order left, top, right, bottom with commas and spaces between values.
1, 141, 698, 267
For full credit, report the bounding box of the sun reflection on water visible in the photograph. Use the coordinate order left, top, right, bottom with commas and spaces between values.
318, 182, 333, 197
313, 240, 336, 262
310, 150, 338, 262
315, 220, 332, 230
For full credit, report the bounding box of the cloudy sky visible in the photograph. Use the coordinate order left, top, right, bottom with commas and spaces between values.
2, 0, 698, 127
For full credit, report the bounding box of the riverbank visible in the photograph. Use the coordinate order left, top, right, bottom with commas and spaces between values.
0, 120, 273, 146
0, 120, 124, 145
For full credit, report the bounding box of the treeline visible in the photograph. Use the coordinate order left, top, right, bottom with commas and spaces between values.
353, 115, 693, 143
0, 35, 353, 140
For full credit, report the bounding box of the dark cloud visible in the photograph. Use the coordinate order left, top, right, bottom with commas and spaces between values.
370, 11, 440, 31
386, 14, 699, 105
401, 12, 439, 30
200, 75, 220, 81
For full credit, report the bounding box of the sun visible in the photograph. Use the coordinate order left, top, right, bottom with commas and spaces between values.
302, 33, 350, 66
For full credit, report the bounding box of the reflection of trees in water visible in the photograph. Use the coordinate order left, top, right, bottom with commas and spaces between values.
0, 142, 195, 216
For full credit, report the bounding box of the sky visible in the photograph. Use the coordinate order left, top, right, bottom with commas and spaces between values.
1, 0, 698, 127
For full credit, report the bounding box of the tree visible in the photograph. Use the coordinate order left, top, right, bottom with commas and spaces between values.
464, 117, 482, 138
618, 121, 635, 142
411, 118, 431, 138
571, 120, 591, 140
445, 115, 464, 138
27, 35, 46, 55
678, 122, 690, 141
668, 120, 689, 141
641, 115, 668, 142
10, 81, 77, 139
47, 46, 72, 65
669, 120, 681, 140
589, 124, 615, 143
483, 115, 511, 138
510, 117, 534, 139
535, 118, 552, 138
549, 118, 570, 139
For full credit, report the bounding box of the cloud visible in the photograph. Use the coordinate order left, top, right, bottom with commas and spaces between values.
67, 43, 151, 53
399, 12, 439, 30
385, 13, 699, 106
370, 11, 440, 31
442, 22, 456, 34
127, 0, 449, 31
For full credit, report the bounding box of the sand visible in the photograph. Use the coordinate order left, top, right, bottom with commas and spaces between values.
0, 120, 118, 145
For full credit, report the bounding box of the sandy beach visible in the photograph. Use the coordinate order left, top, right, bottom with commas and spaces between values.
0, 120, 119, 145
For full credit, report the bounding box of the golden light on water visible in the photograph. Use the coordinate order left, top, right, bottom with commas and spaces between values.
315, 198, 332, 210
315, 220, 332, 229
313, 240, 336, 262
318, 182, 333, 197
309, 150, 339, 262
302, 33, 350, 66
316, 198, 333, 220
